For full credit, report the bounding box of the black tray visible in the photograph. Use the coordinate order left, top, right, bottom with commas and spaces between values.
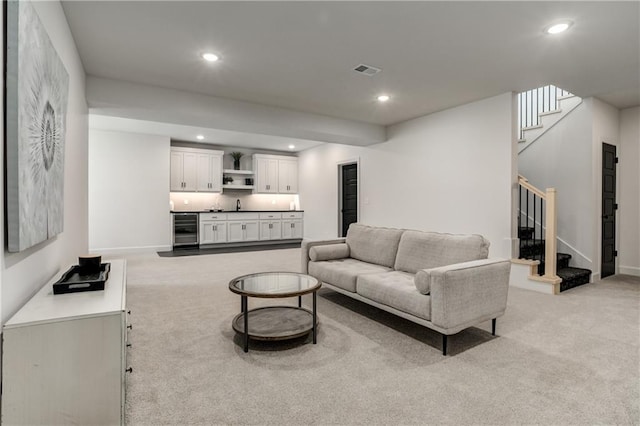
53, 263, 111, 295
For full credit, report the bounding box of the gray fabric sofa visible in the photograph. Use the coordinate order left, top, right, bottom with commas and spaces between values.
301, 224, 511, 355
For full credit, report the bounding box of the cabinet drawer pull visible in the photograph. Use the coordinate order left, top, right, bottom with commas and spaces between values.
126, 367, 133, 373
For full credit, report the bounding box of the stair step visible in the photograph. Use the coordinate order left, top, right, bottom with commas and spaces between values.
519, 239, 545, 258
536, 253, 572, 275
558, 267, 591, 292
518, 226, 535, 240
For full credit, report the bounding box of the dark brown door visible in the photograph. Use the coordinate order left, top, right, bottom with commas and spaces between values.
601, 143, 617, 279
341, 163, 358, 237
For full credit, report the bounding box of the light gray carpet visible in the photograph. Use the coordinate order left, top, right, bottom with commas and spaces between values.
119, 249, 639, 425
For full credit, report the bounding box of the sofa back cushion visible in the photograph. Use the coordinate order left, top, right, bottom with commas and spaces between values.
346, 224, 404, 268
394, 230, 489, 273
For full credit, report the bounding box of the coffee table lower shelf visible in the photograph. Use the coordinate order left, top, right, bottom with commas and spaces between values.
232, 306, 318, 341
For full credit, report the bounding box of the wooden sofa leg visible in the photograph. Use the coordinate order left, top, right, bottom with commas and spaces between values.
442, 334, 447, 356
492, 318, 496, 336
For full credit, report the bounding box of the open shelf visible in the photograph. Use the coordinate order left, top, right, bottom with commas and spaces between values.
222, 184, 254, 190
223, 169, 254, 175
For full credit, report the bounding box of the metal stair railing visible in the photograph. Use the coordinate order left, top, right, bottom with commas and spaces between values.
518, 175, 559, 280
518, 85, 572, 139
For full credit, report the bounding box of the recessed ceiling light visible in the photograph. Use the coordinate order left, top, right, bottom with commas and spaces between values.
196, 135, 204, 140
545, 21, 573, 34
377, 95, 390, 102
202, 52, 219, 62
288, 144, 295, 150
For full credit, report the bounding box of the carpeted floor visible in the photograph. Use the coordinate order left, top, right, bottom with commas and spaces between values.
119, 249, 640, 425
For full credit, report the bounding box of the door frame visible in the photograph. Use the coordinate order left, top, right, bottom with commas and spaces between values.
337, 158, 360, 237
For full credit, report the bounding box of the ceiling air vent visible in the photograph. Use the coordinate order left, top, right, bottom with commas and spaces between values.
353, 64, 381, 76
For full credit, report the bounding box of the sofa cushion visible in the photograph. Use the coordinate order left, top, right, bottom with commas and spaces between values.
309, 243, 350, 262
346, 224, 404, 268
356, 271, 431, 320
308, 258, 392, 293
394, 230, 490, 274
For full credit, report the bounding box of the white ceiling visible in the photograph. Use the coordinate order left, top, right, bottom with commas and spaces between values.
63, 1, 639, 130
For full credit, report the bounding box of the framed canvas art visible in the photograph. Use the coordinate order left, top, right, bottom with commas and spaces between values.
5, 0, 69, 252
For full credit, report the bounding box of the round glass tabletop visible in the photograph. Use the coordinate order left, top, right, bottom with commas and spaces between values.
229, 272, 320, 298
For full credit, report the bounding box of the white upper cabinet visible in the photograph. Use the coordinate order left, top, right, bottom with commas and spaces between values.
255, 156, 278, 193
253, 154, 298, 194
170, 150, 198, 191
278, 159, 298, 193
170, 147, 223, 192
196, 152, 223, 192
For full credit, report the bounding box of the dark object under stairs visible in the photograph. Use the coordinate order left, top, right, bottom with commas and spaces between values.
518, 227, 592, 292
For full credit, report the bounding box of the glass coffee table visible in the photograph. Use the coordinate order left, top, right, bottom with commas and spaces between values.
228, 272, 321, 353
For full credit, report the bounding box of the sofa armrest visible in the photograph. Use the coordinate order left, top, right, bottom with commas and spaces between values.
425, 259, 511, 334
301, 238, 346, 273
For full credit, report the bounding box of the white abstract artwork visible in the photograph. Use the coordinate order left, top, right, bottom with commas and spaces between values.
6, 0, 69, 252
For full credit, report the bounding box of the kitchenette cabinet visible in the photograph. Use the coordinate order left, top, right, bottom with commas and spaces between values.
253, 154, 298, 194
282, 212, 304, 239
171, 149, 198, 191
227, 213, 260, 242
254, 156, 279, 193
278, 159, 298, 193
196, 151, 223, 192
259, 213, 283, 240
199, 213, 228, 244
171, 147, 223, 193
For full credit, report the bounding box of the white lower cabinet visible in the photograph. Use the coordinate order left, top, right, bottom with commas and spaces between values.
200, 221, 227, 244
260, 221, 282, 240
259, 213, 282, 240
227, 213, 260, 242
2, 260, 128, 425
282, 219, 303, 239
199, 213, 228, 244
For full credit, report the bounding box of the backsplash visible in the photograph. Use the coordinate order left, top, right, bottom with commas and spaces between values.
170, 192, 300, 212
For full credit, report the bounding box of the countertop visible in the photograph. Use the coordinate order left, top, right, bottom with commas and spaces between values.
171, 210, 304, 213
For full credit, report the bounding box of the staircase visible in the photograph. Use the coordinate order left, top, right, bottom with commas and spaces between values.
517, 85, 582, 154
515, 175, 592, 294
512, 84, 591, 294
518, 226, 592, 292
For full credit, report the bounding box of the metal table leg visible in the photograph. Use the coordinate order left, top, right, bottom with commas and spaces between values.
298, 295, 302, 308
242, 295, 249, 353
312, 291, 317, 344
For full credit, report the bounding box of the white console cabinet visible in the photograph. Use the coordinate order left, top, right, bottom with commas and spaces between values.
2, 259, 129, 425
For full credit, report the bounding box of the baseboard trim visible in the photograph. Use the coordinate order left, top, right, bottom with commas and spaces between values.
619, 266, 640, 277
90, 245, 172, 255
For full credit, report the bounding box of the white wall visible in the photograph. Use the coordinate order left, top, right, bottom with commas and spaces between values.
619, 107, 640, 276
89, 129, 171, 253
299, 92, 516, 259
518, 101, 594, 269
1, 2, 88, 323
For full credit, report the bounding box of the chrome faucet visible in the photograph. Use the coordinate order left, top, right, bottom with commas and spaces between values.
236, 199, 241, 211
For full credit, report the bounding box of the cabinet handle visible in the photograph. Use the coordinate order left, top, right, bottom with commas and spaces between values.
126, 367, 133, 373
127, 324, 133, 330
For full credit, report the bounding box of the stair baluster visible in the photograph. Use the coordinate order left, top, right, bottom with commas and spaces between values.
518, 175, 559, 285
